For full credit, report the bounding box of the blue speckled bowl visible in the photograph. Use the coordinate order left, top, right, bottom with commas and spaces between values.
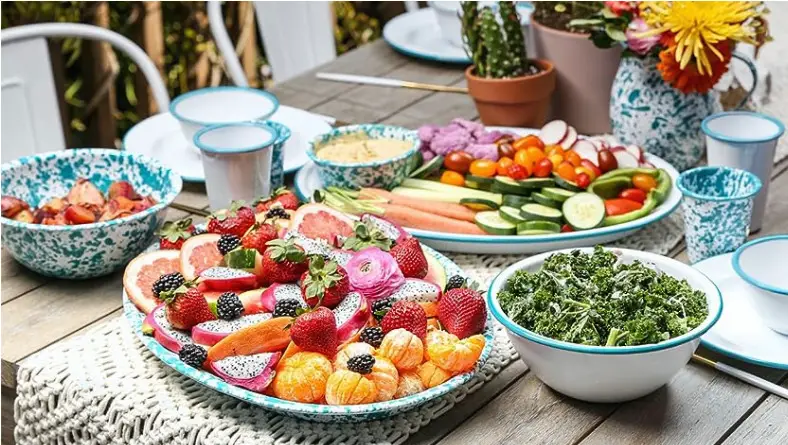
264, 121, 292, 189
1, 149, 182, 279
307, 124, 420, 190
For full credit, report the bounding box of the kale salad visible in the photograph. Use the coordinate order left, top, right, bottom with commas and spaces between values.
498, 247, 709, 347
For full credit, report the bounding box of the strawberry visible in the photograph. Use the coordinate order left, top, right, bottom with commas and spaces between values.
289, 307, 338, 356
389, 237, 428, 279
438, 288, 487, 339
241, 223, 279, 254
255, 188, 299, 212
380, 300, 427, 338
207, 201, 256, 237
157, 217, 195, 250
161, 283, 216, 330
261, 238, 307, 285
300, 256, 349, 308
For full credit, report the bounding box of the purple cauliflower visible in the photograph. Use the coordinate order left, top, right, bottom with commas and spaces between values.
450, 118, 485, 135
421, 149, 436, 162
465, 143, 499, 161
475, 130, 508, 145
417, 125, 439, 144
430, 128, 471, 155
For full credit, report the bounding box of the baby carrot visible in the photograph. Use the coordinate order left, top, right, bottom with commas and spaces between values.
360, 188, 478, 222
376, 203, 487, 235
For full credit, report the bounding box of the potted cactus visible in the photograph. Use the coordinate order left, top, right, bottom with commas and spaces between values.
462, 1, 556, 127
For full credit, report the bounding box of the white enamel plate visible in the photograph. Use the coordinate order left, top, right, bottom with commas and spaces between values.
383, 8, 470, 64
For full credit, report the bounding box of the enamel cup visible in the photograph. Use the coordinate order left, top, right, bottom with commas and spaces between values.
732, 235, 788, 335
702, 111, 785, 232
194, 122, 278, 210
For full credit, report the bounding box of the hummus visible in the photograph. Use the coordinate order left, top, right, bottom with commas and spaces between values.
316, 134, 412, 163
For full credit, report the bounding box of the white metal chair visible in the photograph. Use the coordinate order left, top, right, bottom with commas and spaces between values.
1, 23, 169, 160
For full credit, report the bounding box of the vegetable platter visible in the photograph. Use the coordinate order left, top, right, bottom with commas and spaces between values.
295, 120, 681, 254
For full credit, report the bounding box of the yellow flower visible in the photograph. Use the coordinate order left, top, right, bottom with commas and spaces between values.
640, 1, 763, 75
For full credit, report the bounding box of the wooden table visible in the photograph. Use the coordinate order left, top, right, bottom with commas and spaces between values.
2, 40, 787, 445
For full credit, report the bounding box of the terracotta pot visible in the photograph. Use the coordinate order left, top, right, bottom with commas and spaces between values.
465, 60, 556, 128
530, 19, 622, 134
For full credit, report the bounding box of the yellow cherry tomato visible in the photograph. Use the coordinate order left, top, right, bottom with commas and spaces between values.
514, 149, 533, 169
632, 173, 658, 192
468, 159, 497, 178
574, 166, 597, 181
545, 145, 565, 158
548, 153, 564, 170
525, 147, 546, 164
512, 134, 544, 151
497, 157, 514, 176
565, 150, 582, 167
440, 170, 465, 187
556, 161, 577, 181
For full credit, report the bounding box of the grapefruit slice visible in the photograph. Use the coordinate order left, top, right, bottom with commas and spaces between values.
290, 203, 355, 245
124, 250, 181, 314
180, 233, 223, 280
424, 251, 447, 291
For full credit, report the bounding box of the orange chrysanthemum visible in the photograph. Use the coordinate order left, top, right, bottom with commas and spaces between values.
657, 39, 732, 94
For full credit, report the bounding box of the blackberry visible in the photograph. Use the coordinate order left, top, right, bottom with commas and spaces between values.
371, 298, 393, 322
216, 292, 244, 320
445, 275, 466, 292
217, 234, 241, 255
359, 326, 384, 348
273, 299, 301, 318
152, 272, 184, 298
265, 208, 290, 220
346, 354, 375, 374
178, 344, 207, 368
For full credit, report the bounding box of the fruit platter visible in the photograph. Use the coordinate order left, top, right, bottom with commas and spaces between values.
122, 190, 494, 422
296, 119, 681, 254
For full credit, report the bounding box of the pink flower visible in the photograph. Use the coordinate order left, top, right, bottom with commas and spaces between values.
626, 18, 660, 56
605, 1, 636, 17
346, 247, 405, 301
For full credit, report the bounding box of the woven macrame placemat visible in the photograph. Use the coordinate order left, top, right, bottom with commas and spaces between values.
14, 211, 685, 445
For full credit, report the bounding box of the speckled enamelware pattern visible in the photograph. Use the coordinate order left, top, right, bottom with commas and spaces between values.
307, 124, 420, 190
123, 241, 493, 422
1, 149, 182, 279
677, 166, 762, 263
265, 121, 291, 189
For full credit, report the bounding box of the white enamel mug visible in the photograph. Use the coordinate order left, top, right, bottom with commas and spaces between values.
193, 122, 278, 210
702, 111, 785, 232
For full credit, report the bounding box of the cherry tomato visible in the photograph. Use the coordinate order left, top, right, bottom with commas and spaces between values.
513, 134, 544, 151
469, 159, 497, 178
507, 164, 529, 180
514, 149, 533, 169
545, 145, 565, 158
575, 166, 596, 181
580, 159, 602, 178
548, 153, 564, 170
561, 224, 574, 233
597, 149, 618, 173
497, 157, 514, 176
443, 151, 474, 174
440, 170, 465, 187
565, 150, 582, 167
556, 161, 577, 181
575, 172, 591, 189
632, 173, 658, 192
533, 158, 553, 178
604, 198, 643, 216
618, 188, 647, 204
526, 146, 546, 164
496, 134, 515, 145
498, 143, 516, 159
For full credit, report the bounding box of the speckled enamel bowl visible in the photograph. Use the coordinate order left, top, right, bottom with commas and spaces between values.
307, 124, 420, 190
1, 149, 182, 279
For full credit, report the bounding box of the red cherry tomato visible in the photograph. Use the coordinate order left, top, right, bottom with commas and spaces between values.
597, 149, 618, 173
580, 159, 602, 178
575, 172, 592, 189
604, 198, 643, 216
618, 188, 647, 204
443, 151, 474, 173
632, 173, 658, 192
533, 158, 553, 178
498, 143, 516, 159
561, 224, 574, 233
507, 164, 529, 180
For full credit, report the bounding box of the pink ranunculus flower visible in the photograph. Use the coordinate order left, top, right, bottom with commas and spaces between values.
626, 18, 660, 56
346, 247, 405, 301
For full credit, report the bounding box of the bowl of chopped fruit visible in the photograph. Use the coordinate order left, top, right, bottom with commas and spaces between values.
1, 149, 182, 279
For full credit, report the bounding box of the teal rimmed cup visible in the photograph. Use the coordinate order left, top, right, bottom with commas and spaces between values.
307, 124, 420, 190
677, 166, 762, 263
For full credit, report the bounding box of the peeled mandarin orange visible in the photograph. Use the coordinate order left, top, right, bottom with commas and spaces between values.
378, 328, 424, 371
394, 371, 425, 399
417, 361, 453, 388
423, 330, 459, 362
334, 342, 375, 371
325, 369, 377, 405
428, 334, 485, 374
272, 352, 333, 403
368, 356, 399, 402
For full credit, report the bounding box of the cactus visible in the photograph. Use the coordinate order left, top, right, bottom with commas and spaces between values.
460, 2, 486, 77
461, 2, 529, 79
499, 1, 527, 77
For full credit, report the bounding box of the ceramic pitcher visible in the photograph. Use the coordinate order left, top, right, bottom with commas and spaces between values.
610, 54, 757, 172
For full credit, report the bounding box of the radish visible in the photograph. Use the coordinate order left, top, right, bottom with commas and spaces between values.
625, 145, 644, 162
559, 126, 578, 150
587, 138, 605, 151
612, 150, 640, 168
609, 146, 626, 153
640, 160, 656, 168
572, 140, 599, 166
539, 120, 568, 145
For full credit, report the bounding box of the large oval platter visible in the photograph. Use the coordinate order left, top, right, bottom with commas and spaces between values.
123, 242, 494, 422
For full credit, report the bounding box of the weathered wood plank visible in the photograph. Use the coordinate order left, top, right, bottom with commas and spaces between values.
379, 80, 477, 129
723, 380, 788, 445
1, 249, 48, 304
268, 85, 332, 111
309, 99, 391, 125
2, 386, 16, 445
172, 182, 210, 210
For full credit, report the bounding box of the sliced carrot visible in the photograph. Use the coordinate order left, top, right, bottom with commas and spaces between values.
361, 188, 478, 222
374, 202, 486, 235
420, 302, 439, 318
208, 316, 292, 362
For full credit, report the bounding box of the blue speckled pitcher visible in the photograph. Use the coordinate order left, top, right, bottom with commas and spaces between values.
610, 54, 756, 172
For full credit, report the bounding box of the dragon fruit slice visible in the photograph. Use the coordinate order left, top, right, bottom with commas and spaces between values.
388, 278, 442, 303
210, 351, 281, 393
287, 231, 353, 267
192, 312, 272, 346
199, 267, 258, 291
142, 304, 193, 353
360, 214, 409, 243
333, 292, 370, 343
260, 283, 307, 312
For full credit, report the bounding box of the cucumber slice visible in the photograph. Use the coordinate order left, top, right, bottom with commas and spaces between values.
409, 156, 443, 179
541, 187, 576, 203
492, 176, 530, 195
498, 206, 526, 224
465, 174, 494, 191
460, 197, 499, 211
517, 229, 556, 235
562, 192, 605, 230
517, 178, 555, 189
475, 211, 516, 235
552, 173, 584, 192
520, 203, 563, 224
517, 220, 561, 233
503, 194, 532, 207
532, 192, 562, 209
402, 178, 502, 203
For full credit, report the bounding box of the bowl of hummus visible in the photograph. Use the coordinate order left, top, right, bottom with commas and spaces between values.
308, 124, 420, 190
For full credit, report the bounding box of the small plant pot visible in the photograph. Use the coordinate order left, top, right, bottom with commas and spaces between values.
465, 60, 556, 128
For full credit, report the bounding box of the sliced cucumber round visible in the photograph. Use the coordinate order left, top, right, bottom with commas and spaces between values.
492, 176, 530, 195
465, 174, 495, 191
532, 192, 562, 209
503, 194, 532, 208
475, 211, 516, 235
520, 203, 563, 224
498, 206, 527, 224
552, 173, 584, 192
562, 192, 605, 230
517, 220, 561, 233
541, 187, 576, 203
517, 177, 555, 189
461, 197, 499, 211
517, 229, 556, 235
409, 155, 443, 179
